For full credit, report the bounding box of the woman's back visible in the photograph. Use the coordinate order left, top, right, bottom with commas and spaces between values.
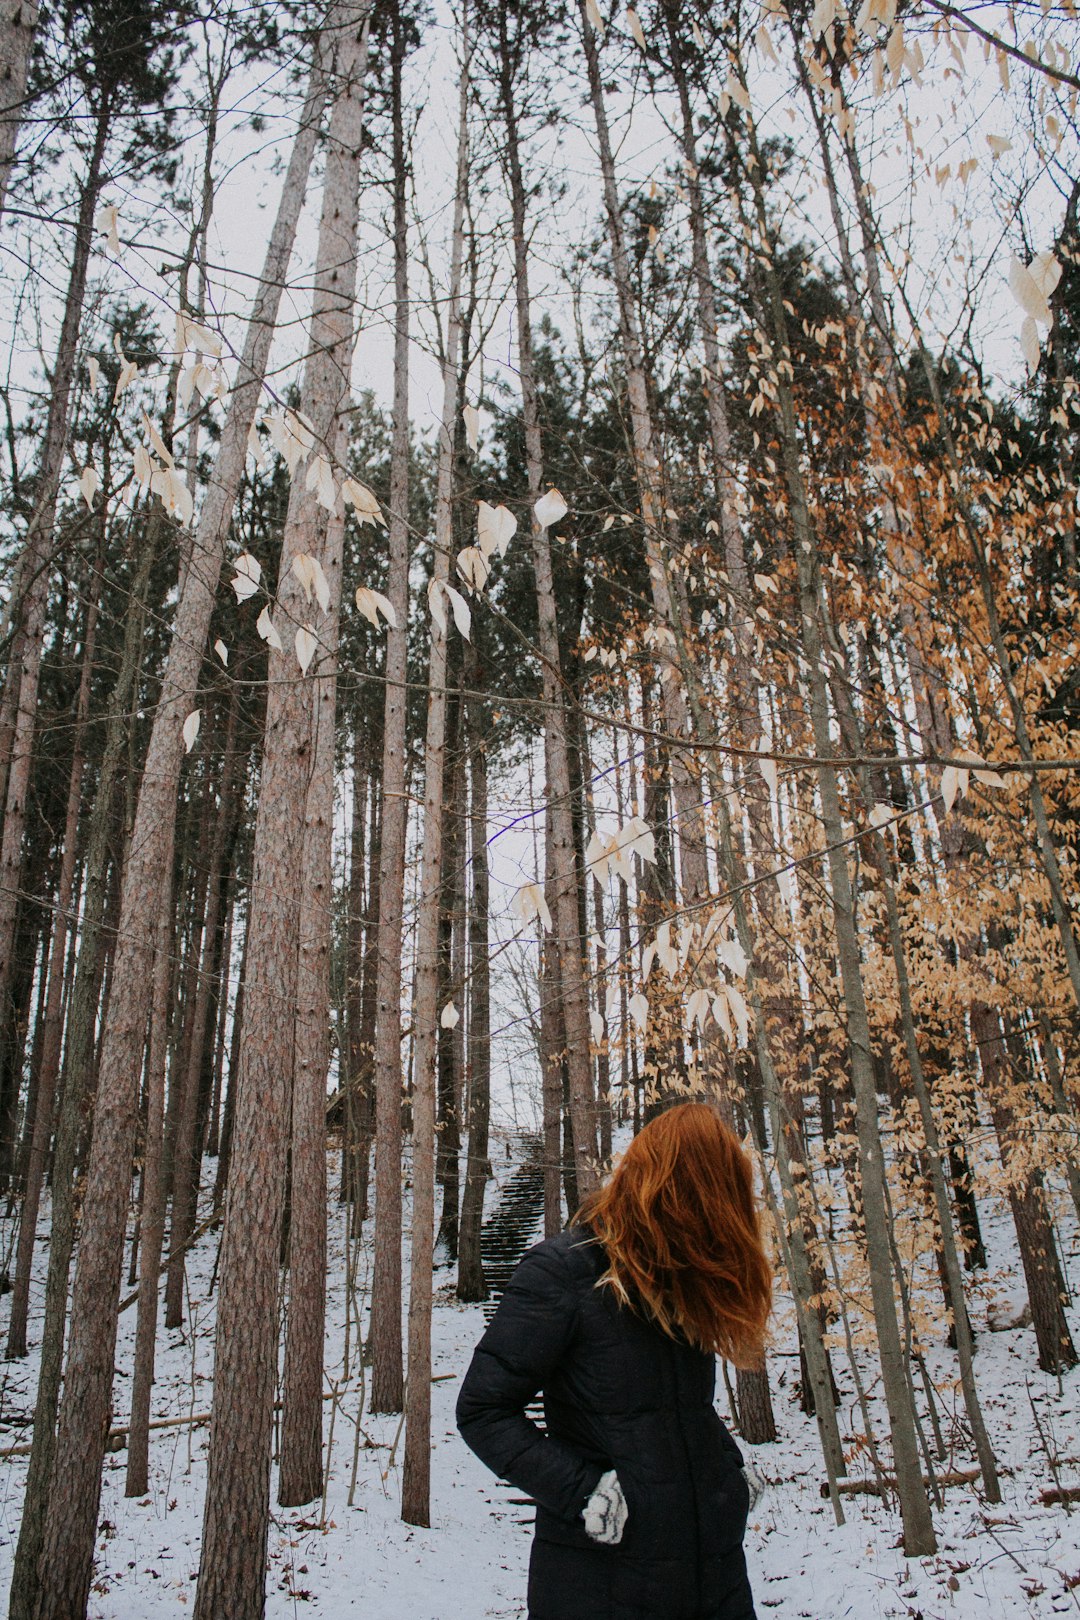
457, 1226, 755, 1620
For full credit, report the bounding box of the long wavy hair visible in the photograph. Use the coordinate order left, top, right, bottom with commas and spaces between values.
574, 1103, 772, 1367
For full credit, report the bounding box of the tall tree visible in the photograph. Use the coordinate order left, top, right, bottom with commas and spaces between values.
193, 7, 372, 1615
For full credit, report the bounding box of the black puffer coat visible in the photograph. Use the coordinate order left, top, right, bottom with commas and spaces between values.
456, 1228, 756, 1620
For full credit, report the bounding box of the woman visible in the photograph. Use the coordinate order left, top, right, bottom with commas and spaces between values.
456, 1102, 772, 1620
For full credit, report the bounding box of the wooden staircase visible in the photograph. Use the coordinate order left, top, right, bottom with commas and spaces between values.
480, 1132, 547, 1322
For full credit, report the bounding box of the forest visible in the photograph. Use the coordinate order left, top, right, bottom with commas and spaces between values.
0, 0, 1078, 1615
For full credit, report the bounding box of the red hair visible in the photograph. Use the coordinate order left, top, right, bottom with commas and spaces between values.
575, 1103, 772, 1367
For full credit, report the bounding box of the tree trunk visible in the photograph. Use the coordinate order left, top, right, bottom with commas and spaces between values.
0, 96, 111, 1107
8, 504, 158, 1620
164, 699, 242, 1328
399, 6, 471, 1525
368, 3, 414, 1416
27, 42, 335, 1619
497, 10, 597, 1193
973, 1003, 1077, 1373
193, 14, 369, 1617
458, 642, 490, 1302
124, 884, 174, 1497
436, 687, 465, 1260
0, 0, 39, 215
5, 529, 102, 1357
729, 76, 935, 1553
278, 454, 343, 1507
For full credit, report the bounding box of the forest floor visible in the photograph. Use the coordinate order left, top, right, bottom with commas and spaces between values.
2, 1140, 1080, 1618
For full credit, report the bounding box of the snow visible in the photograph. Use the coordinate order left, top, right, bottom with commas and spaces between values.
2, 1137, 1080, 1619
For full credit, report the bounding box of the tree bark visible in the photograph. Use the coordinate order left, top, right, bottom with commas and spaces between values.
368, 1, 414, 1416
0, 0, 39, 216
399, 5, 471, 1525
0, 96, 110, 1108
458, 642, 490, 1302
278, 448, 344, 1506
193, 12, 369, 1616
124, 882, 174, 1497
5, 526, 102, 1357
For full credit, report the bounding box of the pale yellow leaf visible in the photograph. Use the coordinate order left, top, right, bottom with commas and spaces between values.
295, 625, 317, 675
534, 488, 569, 528
354, 586, 397, 629
77, 465, 99, 508
256, 605, 282, 651
232, 552, 262, 602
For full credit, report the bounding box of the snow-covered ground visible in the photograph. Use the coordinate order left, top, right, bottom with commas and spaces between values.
2, 1136, 1080, 1619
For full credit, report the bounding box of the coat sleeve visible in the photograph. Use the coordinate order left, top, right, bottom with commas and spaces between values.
456, 1240, 605, 1523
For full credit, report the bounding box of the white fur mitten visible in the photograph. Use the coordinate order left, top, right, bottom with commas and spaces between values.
741, 1462, 764, 1514
583, 1469, 628, 1545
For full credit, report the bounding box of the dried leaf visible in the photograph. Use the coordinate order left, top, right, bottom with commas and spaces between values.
586, 0, 605, 33
759, 756, 778, 796
1020, 317, 1041, 375
306, 454, 337, 512
687, 988, 710, 1031
512, 882, 553, 932
214, 639, 229, 666
428, 576, 447, 633
77, 465, 99, 508
341, 477, 384, 526
717, 934, 749, 979
534, 488, 569, 528
477, 501, 517, 558
628, 992, 649, 1032
463, 403, 479, 451
87, 356, 100, 392
626, 6, 646, 49
868, 802, 893, 830
940, 763, 960, 814
256, 605, 283, 651
589, 1009, 605, 1044
94, 203, 120, 254
725, 983, 750, 1046
232, 552, 262, 602
182, 710, 200, 753
440, 1001, 460, 1029
445, 582, 471, 640
354, 586, 397, 629
1009, 255, 1052, 325
712, 990, 733, 1043
295, 625, 317, 674
457, 545, 490, 592
986, 133, 1012, 158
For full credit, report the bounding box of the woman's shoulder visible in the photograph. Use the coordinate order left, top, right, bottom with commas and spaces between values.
517, 1226, 606, 1289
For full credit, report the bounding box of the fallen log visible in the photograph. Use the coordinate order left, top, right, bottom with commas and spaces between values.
820, 1468, 980, 1499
